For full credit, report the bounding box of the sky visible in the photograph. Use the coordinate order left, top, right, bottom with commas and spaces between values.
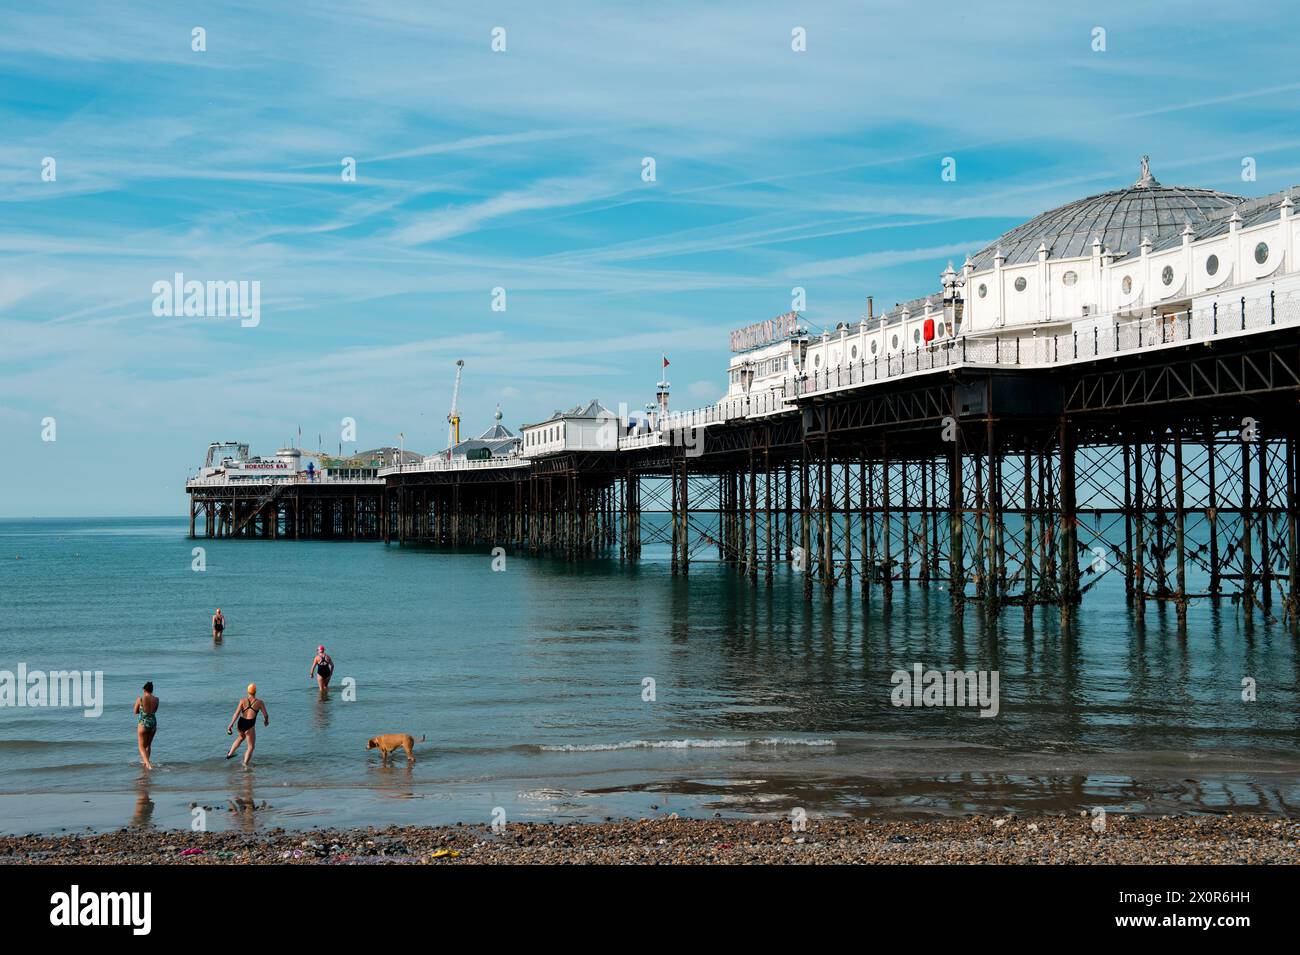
2, 0, 1298, 516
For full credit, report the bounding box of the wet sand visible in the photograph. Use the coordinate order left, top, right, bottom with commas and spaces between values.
2, 814, 1295, 864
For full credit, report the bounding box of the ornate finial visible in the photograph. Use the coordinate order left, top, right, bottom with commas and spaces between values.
1133, 155, 1159, 187
494, 404, 503, 422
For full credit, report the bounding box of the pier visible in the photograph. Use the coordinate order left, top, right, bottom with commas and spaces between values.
188, 289, 1300, 631
187, 167, 1300, 631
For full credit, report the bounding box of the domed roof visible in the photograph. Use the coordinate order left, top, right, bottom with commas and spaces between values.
970, 157, 1244, 270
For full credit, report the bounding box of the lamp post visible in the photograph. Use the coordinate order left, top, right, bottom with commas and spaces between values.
398, 432, 404, 473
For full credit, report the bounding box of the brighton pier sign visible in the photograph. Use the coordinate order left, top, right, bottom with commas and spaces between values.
730, 311, 800, 353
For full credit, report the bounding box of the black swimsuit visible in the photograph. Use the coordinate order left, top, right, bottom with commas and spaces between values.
236, 698, 257, 732
316, 658, 332, 680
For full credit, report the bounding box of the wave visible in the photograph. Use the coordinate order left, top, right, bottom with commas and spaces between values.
538, 737, 837, 753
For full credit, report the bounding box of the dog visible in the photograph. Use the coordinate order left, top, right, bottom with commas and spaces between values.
366, 732, 425, 765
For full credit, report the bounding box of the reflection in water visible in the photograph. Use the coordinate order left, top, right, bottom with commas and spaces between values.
131, 774, 154, 829
312, 690, 333, 733
228, 770, 260, 833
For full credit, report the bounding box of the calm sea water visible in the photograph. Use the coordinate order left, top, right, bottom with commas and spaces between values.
1, 516, 1297, 834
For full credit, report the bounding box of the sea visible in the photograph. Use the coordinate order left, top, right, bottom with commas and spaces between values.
0, 516, 1297, 834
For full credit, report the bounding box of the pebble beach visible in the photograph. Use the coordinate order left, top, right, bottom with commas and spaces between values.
3, 815, 1296, 865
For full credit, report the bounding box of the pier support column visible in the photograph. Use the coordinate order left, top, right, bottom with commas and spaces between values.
1286, 429, 1298, 634
1241, 440, 1255, 624
1059, 416, 1080, 622
1206, 424, 1221, 601
1122, 439, 1134, 606
764, 447, 773, 588
948, 417, 965, 614
681, 458, 691, 577
858, 455, 868, 598
881, 438, 892, 606
1133, 436, 1146, 626
819, 439, 831, 597
1173, 430, 1188, 629
800, 444, 812, 602
671, 459, 680, 575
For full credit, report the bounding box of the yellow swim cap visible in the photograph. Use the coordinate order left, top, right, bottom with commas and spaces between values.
246, 683, 257, 695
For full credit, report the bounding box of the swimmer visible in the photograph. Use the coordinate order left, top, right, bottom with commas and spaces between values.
212, 608, 225, 640
309, 646, 334, 692
133, 681, 159, 769
225, 683, 269, 766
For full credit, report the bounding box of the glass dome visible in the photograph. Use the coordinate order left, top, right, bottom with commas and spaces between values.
971, 159, 1243, 269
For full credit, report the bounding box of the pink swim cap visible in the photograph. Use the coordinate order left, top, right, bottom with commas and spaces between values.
318, 645, 325, 653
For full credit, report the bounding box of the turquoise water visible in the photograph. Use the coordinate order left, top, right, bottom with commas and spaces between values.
0, 516, 1297, 834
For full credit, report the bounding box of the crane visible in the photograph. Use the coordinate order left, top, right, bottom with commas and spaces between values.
446, 359, 465, 449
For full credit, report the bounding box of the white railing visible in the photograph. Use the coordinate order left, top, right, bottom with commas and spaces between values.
619, 431, 666, 450
789, 287, 1299, 398
747, 389, 794, 417
378, 455, 532, 477
185, 473, 385, 489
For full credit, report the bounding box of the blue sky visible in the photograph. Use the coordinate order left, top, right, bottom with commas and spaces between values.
2, 0, 1299, 516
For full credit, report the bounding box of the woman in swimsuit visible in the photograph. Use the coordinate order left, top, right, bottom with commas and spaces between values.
226, 683, 269, 766
309, 645, 334, 692
133, 681, 159, 769
212, 608, 225, 640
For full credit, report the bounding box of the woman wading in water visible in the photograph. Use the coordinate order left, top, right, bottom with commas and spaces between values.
133, 681, 159, 769
226, 683, 269, 766
309, 645, 334, 694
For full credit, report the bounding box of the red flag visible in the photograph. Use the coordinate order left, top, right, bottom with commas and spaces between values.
662, 354, 670, 368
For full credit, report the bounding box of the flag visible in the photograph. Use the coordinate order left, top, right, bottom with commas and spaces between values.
662, 354, 670, 368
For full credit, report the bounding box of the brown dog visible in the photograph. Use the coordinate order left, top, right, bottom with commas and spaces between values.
366, 733, 425, 765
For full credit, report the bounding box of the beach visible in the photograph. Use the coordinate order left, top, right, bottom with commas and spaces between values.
3, 815, 1296, 865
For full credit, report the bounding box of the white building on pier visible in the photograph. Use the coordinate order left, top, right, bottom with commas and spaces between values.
797, 158, 1298, 382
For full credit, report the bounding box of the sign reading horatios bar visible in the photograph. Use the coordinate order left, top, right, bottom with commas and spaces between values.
730, 311, 800, 352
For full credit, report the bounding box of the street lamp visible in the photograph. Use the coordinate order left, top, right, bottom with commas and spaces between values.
397, 432, 404, 472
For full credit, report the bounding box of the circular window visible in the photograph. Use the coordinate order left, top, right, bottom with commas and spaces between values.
1206, 254, 1219, 276
813, 354, 820, 368
913, 329, 922, 344
851, 345, 858, 360
1161, 265, 1174, 286
977, 283, 987, 298
1014, 276, 1027, 292
1121, 275, 1133, 295
890, 334, 899, 349
870, 340, 878, 355
937, 322, 946, 336
1255, 242, 1269, 265
1062, 270, 1078, 286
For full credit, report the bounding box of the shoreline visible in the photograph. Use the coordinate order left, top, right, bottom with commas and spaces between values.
3, 815, 1296, 865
